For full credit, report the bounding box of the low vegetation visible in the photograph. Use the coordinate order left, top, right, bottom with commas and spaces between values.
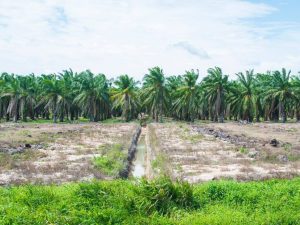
0, 177, 299, 224
93, 144, 127, 177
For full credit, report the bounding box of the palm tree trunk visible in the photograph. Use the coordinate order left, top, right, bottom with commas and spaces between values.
59, 108, 64, 122
216, 90, 224, 123
159, 100, 163, 123
190, 104, 194, 123
70, 109, 74, 121
53, 98, 58, 123
75, 110, 79, 120
296, 108, 300, 122
125, 93, 129, 122
46, 110, 50, 120
28, 99, 34, 120
13, 97, 18, 122
93, 101, 97, 122
155, 109, 158, 122
53, 112, 57, 123
0, 100, 2, 119
22, 109, 27, 122
89, 98, 94, 122
281, 102, 287, 123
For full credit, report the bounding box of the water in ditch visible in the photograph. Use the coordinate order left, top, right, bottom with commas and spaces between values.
132, 136, 146, 178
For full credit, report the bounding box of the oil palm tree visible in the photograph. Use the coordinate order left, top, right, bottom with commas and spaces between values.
73, 70, 110, 122
202, 67, 229, 122
265, 68, 294, 123
166, 75, 184, 119
228, 70, 257, 122
111, 74, 139, 122
18, 75, 38, 121
39, 75, 64, 123
0, 75, 22, 122
291, 74, 300, 121
141, 67, 169, 122
59, 69, 78, 121
173, 70, 199, 122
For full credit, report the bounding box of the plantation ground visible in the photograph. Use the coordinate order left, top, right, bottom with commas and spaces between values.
148, 121, 300, 183
1, 120, 300, 224
1, 120, 300, 185
0, 122, 137, 185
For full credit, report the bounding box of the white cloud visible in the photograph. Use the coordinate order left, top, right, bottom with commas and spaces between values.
0, 0, 299, 80
172, 41, 209, 59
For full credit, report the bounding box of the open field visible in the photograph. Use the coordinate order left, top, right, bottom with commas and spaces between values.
0, 122, 137, 185
1, 120, 300, 185
148, 121, 300, 183
1, 120, 300, 224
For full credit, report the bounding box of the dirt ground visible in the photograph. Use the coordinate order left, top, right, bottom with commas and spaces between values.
1, 121, 300, 185
0, 122, 136, 185
149, 121, 300, 183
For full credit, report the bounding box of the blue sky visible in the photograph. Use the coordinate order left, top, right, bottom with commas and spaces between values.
0, 0, 299, 79
250, 0, 300, 22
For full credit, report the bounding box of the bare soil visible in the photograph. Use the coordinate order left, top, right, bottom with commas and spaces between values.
1, 121, 300, 185
0, 122, 136, 185
149, 121, 300, 183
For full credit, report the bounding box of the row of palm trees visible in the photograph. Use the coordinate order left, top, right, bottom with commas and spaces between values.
0, 67, 300, 123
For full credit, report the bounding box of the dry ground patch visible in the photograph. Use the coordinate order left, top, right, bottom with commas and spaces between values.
0, 122, 136, 185
149, 122, 300, 183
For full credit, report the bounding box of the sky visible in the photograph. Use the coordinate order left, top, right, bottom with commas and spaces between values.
0, 0, 300, 80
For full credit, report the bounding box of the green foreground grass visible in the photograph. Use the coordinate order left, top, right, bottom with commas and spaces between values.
1, 177, 300, 225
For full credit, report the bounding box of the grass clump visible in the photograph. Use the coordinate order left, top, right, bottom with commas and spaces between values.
0, 153, 12, 169
92, 144, 126, 176
239, 146, 249, 154
1, 177, 300, 224
135, 177, 196, 215
283, 142, 292, 151
178, 125, 203, 143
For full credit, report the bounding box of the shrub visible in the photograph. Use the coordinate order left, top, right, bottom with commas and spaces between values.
135, 177, 197, 215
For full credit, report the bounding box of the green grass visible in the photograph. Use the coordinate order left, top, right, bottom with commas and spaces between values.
1, 177, 300, 224
239, 146, 249, 154
0, 150, 47, 170
92, 144, 127, 176
101, 117, 126, 124
23, 117, 90, 124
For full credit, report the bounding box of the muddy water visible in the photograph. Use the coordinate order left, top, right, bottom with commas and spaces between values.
132, 136, 146, 178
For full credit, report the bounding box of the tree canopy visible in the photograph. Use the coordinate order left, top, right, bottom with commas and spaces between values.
1, 67, 300, 123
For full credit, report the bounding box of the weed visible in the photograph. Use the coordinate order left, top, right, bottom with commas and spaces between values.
92, 144, 126, 176
239, 147, 249, 154
283, 142, 292, 151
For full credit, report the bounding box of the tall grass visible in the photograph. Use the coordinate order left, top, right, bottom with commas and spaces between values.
0, 177, 300, 224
